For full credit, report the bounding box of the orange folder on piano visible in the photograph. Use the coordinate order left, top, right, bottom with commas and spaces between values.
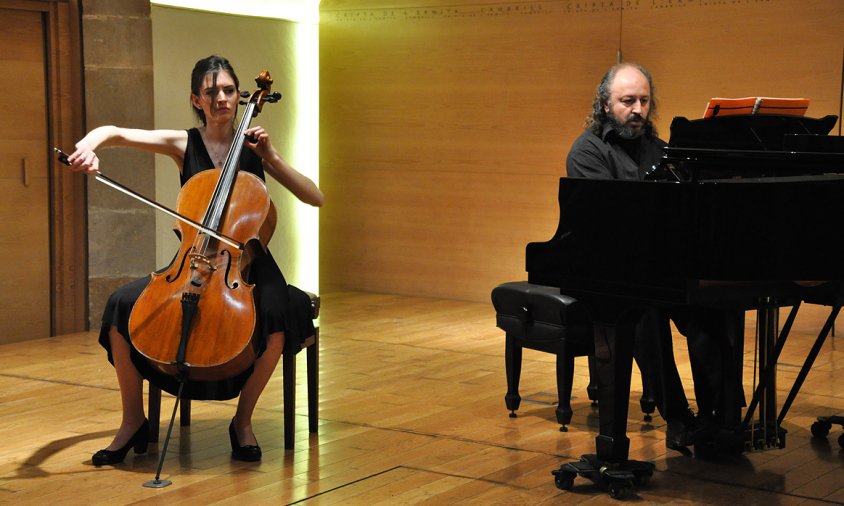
703, 97, 810, 118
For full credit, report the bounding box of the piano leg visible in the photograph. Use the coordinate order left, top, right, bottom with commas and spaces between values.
593, 322, 635, 463
552, 320, 655, 499
504, 333, 523, 417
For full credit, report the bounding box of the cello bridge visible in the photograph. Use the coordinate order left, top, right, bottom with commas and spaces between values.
188, 253, 216, 271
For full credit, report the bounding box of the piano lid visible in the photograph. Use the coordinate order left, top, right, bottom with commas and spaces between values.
650, 114, 844, 181
667, 114, 838, 151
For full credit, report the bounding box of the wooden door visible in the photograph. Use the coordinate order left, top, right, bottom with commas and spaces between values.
0, 8, 51, 342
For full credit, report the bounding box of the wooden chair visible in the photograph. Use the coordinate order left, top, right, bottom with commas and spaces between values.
147, 291, 320, 450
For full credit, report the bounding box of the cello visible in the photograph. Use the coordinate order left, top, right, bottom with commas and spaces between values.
127, 70, 280, 382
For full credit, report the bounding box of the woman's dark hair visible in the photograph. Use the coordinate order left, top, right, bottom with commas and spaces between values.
585, 62, 658, 136
190, 55, 240, 126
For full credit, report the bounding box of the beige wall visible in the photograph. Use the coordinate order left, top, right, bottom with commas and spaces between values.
150, 6, 318, 292
319, 0, 844, 302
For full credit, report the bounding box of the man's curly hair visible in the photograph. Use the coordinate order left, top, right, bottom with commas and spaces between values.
585, 62, 659, 137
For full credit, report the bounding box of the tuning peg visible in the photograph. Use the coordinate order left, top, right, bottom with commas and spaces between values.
263, 92, 283, 103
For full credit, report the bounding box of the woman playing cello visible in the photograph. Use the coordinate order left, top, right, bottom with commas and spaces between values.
65, 55, 324, 465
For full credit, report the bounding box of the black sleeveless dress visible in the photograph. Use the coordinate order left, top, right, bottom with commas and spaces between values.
97, 128, 315, 400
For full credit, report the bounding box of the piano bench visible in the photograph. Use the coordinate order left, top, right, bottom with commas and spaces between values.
491, 281, 598, 431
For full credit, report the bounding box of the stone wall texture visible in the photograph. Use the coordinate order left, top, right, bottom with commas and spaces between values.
81, 0, 155, 326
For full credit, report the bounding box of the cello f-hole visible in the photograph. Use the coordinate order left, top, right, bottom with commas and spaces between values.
220, 249, 239, 290
165, 250, 191, 283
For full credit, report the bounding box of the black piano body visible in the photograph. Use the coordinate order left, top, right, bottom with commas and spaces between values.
528, 174, 844, 292
528, 114, 844, 469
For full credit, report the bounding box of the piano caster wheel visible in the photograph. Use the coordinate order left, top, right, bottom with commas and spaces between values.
591, 401, 598, 408
811, 420, 831, 438
552, 454, 653, 499
643, 414, 652, 423
509, 411, 517, 419
553, 469, 576, 490
607, 479, 632, 500
559, 425, 568, 432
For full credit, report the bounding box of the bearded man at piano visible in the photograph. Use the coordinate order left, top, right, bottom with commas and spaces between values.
565, 62, 745, 452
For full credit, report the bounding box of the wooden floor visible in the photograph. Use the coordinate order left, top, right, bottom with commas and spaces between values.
1, 292, 843, 505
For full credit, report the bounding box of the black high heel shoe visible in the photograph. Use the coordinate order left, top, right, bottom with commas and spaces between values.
229, 420, 262, 462
92, 419, 150, 467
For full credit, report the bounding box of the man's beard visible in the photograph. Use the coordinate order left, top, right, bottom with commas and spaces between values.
608, 112, 648, 139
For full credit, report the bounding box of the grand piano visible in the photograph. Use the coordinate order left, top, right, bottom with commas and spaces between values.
527, 113, 844, 496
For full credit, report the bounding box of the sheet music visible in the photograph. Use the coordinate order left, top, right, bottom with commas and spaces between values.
703, 97, 810, 118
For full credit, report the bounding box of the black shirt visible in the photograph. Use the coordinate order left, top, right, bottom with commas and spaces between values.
181, 128, 265, 185
565, 122, 666, 181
